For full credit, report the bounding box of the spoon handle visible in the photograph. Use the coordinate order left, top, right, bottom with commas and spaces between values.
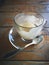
3, 49, 21, 59
3, 42, 34, 59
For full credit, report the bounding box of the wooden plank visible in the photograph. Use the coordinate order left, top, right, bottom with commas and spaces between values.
3, 0, 48, 5
0, 61, 49, 65
0, 5, 38, 12
0, 4, 49, 13
10, 52, 45, 60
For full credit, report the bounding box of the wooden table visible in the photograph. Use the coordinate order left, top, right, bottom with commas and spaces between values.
0, 0, 49, 65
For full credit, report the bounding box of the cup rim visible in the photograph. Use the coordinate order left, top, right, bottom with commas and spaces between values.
14, 13, 44, 28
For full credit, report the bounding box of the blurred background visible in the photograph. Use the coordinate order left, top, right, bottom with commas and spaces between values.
0, 0, 49, 65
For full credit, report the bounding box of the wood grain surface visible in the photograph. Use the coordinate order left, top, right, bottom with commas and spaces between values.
0, 0, 49, 64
